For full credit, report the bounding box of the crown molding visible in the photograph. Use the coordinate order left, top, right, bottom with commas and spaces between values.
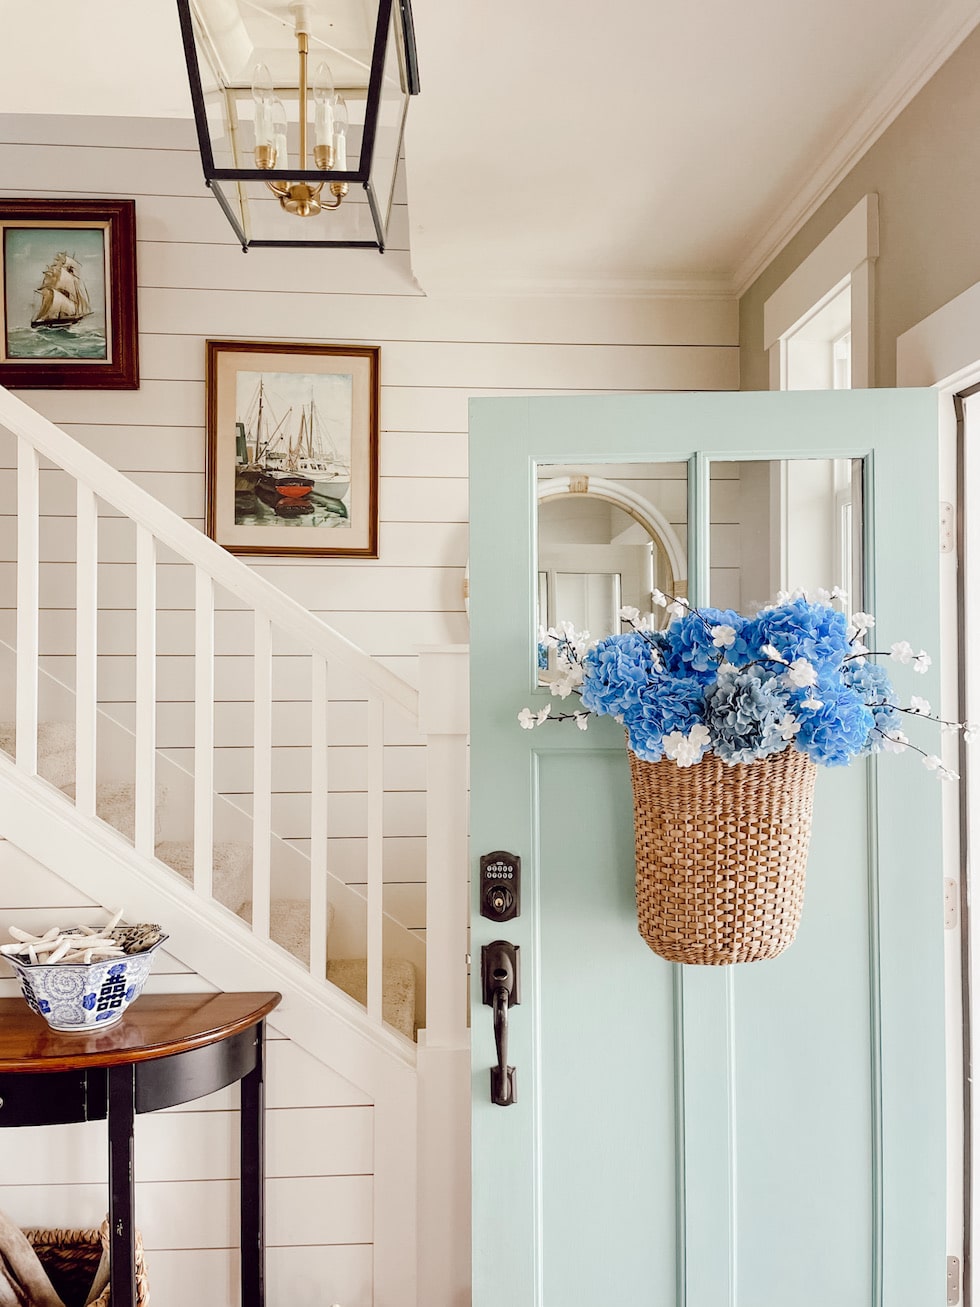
732, 0, 980, 299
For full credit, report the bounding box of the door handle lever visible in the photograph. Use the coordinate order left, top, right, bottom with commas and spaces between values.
482, 941, 519, 1106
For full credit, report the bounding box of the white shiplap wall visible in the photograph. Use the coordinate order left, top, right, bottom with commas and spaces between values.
0, 113, 737, 947
0, 113, 736, 1304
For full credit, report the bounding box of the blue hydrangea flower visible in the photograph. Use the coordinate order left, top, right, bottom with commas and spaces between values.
842, 658, 902, 752
581, 631, 660, 719
659, 608, 748, 681
792, 679, 874, 765
743, 599, 850, 671
623, 675, 706, 762
537, 642, 549, 671
703, 669, 793, 764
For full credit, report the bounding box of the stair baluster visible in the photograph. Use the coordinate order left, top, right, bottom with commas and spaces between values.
134, 524, 157, 857
193, 569, 215, 898
367, 691, 384, 1024
251, 612, 274, 943
310, 652, 329, 980
15, 437, 39, 777
74, 483, 98, 817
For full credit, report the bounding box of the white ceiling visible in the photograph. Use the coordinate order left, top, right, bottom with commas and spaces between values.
1, 0, 978, 296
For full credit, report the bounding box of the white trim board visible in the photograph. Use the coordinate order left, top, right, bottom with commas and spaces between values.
762, 196, 878, 348
897, 278, 980, 391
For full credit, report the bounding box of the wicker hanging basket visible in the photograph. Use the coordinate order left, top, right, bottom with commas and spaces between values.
628, 746, 818, 965
24, 1221, 149, 1307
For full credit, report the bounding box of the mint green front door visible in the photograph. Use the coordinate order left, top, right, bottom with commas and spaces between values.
469, 390, 946, 1306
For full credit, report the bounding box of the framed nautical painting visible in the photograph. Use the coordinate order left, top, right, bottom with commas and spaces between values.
0, 198, 138, 389
206, 340, 380, 558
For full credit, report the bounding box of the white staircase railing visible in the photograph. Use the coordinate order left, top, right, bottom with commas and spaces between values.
0, 383, 469, 1047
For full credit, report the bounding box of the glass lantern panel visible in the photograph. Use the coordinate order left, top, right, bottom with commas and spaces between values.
368, 2, 412, 240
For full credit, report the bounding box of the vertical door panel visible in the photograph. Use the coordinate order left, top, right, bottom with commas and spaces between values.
538, 749, 678, 1305
733, 764, 875, 1304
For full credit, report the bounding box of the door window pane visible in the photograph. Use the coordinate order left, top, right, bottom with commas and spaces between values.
708, 458, 863, 614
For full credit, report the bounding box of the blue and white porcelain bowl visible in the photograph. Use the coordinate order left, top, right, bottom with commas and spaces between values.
5, 935, 168, 1032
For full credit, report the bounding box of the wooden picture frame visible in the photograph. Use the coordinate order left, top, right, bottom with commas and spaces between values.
206, 340, 380, 558
0, 198, 139, 389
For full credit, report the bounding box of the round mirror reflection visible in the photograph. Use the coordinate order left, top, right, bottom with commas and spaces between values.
536, 470, 688, 679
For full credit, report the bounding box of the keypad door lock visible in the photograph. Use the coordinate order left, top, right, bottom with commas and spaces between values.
480, 850, 521, 922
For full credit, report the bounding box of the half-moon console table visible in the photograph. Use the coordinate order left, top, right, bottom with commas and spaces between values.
0, 990, 282, 1307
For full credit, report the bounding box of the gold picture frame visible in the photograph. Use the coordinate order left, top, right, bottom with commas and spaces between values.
206, 340, 380, 558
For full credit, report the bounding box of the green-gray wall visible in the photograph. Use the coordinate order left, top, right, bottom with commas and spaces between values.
739, 24, 980, 390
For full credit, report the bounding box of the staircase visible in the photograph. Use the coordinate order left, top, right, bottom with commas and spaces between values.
0, 384, 471, 1305
0, 718, 420, 1035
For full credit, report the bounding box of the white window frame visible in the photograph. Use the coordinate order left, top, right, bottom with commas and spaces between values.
764, 193, 879, 390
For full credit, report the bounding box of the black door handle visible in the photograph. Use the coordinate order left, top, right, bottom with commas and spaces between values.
482, 941, 519, 1106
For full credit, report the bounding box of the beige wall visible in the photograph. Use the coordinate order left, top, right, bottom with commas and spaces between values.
739, 24, 980, 390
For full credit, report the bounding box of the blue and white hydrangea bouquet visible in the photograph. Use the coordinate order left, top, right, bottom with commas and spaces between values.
522, 588, 972, 779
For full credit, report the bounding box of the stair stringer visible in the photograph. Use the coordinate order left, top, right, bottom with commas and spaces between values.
0, 751, 419, 1307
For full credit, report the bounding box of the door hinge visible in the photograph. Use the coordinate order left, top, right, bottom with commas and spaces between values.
945, 879, 958, 930
948, 1254, 961, 1304
940, 501, 956, 553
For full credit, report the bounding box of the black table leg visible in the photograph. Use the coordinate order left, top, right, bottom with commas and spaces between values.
107, 1064, 137, 1307
240, 1020, 266, 1307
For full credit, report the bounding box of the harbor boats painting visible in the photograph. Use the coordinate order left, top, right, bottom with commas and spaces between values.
233, 371, 352, 526
0, 199, 139, 389
207, 341, 380, 558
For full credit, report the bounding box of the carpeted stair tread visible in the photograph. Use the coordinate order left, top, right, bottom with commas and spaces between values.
327, 957, 418, 1040
154, 839, 251, 912
0, 721, 77, 790
60, 780, 166, 844
237, 895, 331, 963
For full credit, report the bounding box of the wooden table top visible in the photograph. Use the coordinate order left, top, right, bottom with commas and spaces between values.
0, 992, 281, 1073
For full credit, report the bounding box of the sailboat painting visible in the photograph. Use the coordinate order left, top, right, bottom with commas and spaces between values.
206, 341, 380, 558
233, 369, 353, 528
3, 226, 108, 361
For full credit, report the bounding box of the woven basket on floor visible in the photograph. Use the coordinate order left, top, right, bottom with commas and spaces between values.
24, 1220, 149, 1307
628, 746, 817, 965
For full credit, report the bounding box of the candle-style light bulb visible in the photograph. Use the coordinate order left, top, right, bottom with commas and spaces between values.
251, 63, 275, 164
313, 61, 336, 169
332, 95, 349, 172
271, 98, 288, 171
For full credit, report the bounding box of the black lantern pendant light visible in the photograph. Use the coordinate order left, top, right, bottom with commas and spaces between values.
176, 0, 420, 251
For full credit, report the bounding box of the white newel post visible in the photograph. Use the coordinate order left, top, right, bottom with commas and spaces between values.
417, 645, 471, 1307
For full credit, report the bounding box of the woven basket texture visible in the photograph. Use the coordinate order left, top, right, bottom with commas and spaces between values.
628, 746, 817, 965
24, 1221, 149, 1307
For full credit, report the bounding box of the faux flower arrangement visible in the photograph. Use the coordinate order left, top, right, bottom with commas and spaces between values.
522, 588, 972, 778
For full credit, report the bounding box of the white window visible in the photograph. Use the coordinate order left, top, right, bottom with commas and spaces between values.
764, 193, 878, 391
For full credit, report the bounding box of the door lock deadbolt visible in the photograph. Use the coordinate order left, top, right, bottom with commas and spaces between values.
480, 850, 521, 922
